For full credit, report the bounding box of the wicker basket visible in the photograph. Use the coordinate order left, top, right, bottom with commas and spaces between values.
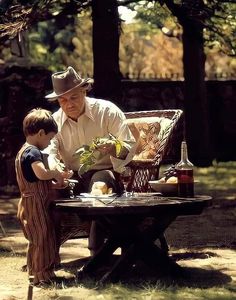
125, 109, 183, 192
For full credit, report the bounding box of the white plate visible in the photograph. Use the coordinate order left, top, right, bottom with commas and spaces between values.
79, 193, 117, 198
134, 192, 162, 197
66, 179, 79, 184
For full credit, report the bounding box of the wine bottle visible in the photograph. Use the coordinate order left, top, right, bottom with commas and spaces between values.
175, 141, 194, 197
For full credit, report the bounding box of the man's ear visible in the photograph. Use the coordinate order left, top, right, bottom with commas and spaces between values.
38, 129, 45, 136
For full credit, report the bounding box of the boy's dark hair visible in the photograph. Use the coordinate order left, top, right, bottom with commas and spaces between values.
23, 108, 58, 136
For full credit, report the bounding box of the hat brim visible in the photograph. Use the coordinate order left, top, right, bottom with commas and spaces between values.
45, 78, 94, 101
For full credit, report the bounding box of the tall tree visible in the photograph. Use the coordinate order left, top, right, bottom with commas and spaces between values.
0, 0, 123, 105
124, 0, 235, 165
92, 0, 122, 105
164, 0, 212, 165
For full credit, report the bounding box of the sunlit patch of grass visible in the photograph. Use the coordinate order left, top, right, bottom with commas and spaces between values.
161, 161, 236, 202
11, 282, 236, 300
192, 161, 236, 193
71, 283, 236, 300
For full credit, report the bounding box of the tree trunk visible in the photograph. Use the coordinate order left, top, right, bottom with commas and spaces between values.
92, 0, 122, 106
182, 24, 212, 166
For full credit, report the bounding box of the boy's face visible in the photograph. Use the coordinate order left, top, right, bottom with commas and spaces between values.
38, 131, 56, 150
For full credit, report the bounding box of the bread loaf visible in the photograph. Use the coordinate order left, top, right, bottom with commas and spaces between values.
91, 181, 108, 195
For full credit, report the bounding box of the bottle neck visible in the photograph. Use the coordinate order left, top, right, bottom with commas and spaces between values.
177, 141, 194, 168
181, 141, 189, 163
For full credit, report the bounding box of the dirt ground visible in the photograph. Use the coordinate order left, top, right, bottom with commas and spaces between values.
0, 188, 236, 299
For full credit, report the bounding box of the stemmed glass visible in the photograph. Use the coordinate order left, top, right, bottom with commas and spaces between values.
120, 166, 133, 197
67, 179, 78, 199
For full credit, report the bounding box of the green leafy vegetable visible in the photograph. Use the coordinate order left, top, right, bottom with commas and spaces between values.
108, 133, 124, 157
73, 133, 125, 175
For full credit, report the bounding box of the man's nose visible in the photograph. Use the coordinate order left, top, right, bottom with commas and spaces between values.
67, 100, 74, 107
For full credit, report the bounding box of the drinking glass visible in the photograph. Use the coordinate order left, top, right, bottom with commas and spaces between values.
120, 166, 132, 197
67, 179, 78, 199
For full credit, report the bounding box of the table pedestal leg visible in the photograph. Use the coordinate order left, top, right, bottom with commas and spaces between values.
79, 236, 119, 276
79, 213, 181, 284
99, 214, 180, 284
99, 243, 137, 284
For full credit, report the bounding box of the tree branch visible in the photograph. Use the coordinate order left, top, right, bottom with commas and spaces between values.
0, 0, 92, 41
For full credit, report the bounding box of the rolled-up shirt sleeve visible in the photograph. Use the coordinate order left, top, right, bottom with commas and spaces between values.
43, 136, 62, 170
104, 103, 137, 172
105, 103, 136, 152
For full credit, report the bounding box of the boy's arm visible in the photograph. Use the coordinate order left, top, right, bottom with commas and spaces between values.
31, 161, 64, 186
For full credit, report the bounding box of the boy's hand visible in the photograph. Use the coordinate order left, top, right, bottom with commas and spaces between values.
62, 169, 74, 179
52, 170, 65, 187
52, 180, 68, 189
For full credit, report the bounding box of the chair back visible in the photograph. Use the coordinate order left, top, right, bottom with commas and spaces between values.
124, 109, 183, 192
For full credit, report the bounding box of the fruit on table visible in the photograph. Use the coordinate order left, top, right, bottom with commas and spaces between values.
166, 176, 177, 183
158, 177, 166, 183
157, 176, 177, 183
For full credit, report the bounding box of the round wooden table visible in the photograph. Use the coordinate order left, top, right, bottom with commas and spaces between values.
54, 194, 212, 283
55, 194, 212, 216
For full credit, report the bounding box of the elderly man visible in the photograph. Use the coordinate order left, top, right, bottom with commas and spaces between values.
45, 66, 136, 255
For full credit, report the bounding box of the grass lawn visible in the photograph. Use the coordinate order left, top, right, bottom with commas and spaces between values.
0, 161, 236, 299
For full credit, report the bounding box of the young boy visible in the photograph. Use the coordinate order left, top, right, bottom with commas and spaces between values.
15, 108, 69, 286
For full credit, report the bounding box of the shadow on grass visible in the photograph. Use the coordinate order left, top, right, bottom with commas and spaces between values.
116, 258, 232, 288
0, 248, 26, 257
101, 266, 232, 291
63, 255, 232, 290
0, 242, 26, 256
174, 266, 232, 288
171, 251, 219, 260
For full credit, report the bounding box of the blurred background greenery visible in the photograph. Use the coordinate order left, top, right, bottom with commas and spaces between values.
0, 1, 235, 77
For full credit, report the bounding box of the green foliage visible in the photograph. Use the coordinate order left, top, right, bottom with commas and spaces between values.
131, 1, 178, 30
25, 9, 93, 72
74, 144, 97, 175
0, 0, 235, 76
73, 134, 124, 175
118, 0, 236, 77
28, 17, 74, 70
0, 0, 93, 71
204, 1, 236, 56
128, 0, 236, 56
120, 20, 183, 77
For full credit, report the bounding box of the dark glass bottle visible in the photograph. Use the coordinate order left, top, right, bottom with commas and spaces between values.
176, 141, 194, 197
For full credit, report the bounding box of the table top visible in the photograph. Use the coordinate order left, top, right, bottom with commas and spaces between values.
53, 194, 212, 217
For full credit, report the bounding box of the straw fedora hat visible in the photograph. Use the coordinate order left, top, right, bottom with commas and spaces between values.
45, 66, 93, 101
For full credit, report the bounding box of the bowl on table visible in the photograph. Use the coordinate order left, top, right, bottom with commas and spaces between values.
148, 180, 178, 196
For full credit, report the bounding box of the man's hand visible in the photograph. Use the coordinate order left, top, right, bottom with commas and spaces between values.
96, 140, 116, 156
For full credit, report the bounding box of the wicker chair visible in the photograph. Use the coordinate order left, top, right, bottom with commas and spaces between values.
123, 109, 183, 253
124, 109, 183, 192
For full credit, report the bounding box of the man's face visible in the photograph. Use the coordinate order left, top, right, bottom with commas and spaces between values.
58, 87, 86, 120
